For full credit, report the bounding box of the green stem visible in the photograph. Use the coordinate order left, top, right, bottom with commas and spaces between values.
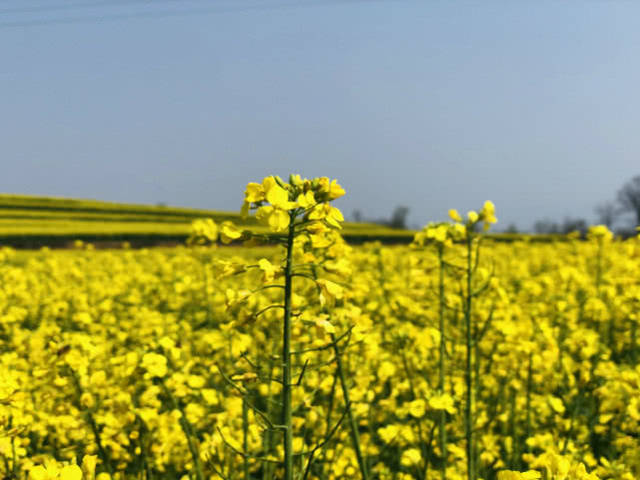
308, 260, 368, 480
595, 241, 603, 295
437, 247, 447, 480
562, 393, 581, 455
10, 426, 17, 478
464, 235, 474, 480
525, 352, 533, 453
317, 369, 338, 478
332, 332, 369, 480
263, 345, 277, 480
509, 387, 517, 468
401, 351, 429, 477
282, 215, 295, 480
474, 332, 481, 476
69, 369, 114, 476
243, 398, 250, 480
162, 382, 204, 480
631, 318, 637, 365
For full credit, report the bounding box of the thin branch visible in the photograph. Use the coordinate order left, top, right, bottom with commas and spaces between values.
291, 327, 354, 355
216, 364, 281, 430
217, 427, 281, 464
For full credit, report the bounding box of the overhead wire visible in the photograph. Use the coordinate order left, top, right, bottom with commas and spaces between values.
0, 0, 228, 15
0, 0, 392, 29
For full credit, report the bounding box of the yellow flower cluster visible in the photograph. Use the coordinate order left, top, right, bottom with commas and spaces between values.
449, 200, 497, 230
242, 175, 345, 232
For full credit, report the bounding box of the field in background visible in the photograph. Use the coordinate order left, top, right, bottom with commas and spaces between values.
0, 194, 415, 247
0, 194, 569, 248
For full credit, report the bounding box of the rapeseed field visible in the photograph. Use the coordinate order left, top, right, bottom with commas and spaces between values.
1, 176, 638, 480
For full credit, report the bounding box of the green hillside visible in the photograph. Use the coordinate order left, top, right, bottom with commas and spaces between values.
0, 194, 414, 248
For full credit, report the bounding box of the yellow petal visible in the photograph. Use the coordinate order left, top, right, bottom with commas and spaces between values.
448, 209, 462, 222
244, 182, 264, 203
29, 466, 48, 480
265, 184, 291, 209
328, 179, 345, 200
60, 465, 83, 480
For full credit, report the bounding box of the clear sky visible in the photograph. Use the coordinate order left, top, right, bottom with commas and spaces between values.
2, 0, 639, 230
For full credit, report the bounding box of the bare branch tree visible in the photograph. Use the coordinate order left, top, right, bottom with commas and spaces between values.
594, 201, 618, 228
617, 175, 640, 226
388, 205, 409, 229
533, 219, 559, 234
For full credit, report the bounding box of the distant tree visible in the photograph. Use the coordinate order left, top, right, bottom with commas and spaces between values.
533, 219, 559, 234
388, 206, 410, 229
594, 201, 618, 228
617, 175, 640, 226
533, 217, 588, 235
560, 217, 588, 235
504, 223, 519, 234
353, 206, 410, 229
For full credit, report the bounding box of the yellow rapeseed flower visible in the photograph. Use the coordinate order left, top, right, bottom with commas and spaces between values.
244, 182, 264, 203
141, 353, 168, 378
256, 206, 290, 232
449, 209, 463, 222
428, 393, 456, 414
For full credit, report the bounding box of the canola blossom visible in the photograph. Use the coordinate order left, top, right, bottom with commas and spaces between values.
0, 177, 637, 480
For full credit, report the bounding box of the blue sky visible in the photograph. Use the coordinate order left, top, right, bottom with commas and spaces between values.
1, 0, 639, 229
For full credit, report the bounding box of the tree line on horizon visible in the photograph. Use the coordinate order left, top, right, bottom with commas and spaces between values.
349, 175, 640, 236
528, 174, 640, 236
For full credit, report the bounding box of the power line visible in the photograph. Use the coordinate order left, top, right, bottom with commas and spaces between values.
0, 0, 283, 15
0, 0, 390, 29
0, 0, 217, 15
